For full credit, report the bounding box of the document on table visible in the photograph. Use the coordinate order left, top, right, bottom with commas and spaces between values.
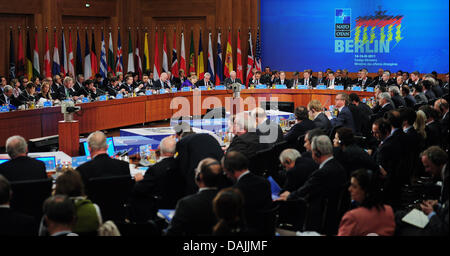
402, 209, 429, 229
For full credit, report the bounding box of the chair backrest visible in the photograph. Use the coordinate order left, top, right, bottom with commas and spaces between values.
249, 146, 275, 177
115, 220, 161, 236
86, 175, 135, 223
10, 178, 53, 221
253, 204, 280, 236
275, 198, 308, 232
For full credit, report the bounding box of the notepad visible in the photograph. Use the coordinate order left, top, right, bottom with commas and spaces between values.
402, 209, 429, 228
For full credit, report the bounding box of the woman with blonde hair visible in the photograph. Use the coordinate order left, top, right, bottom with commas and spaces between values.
414, 110, 427, 140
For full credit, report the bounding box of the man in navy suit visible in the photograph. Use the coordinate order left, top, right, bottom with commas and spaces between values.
325, 93, 356, 132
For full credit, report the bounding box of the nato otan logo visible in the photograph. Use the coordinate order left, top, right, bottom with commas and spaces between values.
335, 8, 351, 38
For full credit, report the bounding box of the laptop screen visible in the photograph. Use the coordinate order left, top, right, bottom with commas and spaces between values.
268, 176, 281, 200
71, 155, 91, 168
0, 159, 8, 165
83, 137, 115, 157
35, 156, 56, 172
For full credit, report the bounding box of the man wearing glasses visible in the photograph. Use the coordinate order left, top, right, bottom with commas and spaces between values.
325, 93, 356, 132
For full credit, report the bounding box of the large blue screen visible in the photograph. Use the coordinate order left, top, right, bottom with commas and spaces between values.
261, 0, 449, 73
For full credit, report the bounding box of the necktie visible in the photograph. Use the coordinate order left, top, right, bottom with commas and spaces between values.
66, 88, 69, 98
256, 80, 259, 85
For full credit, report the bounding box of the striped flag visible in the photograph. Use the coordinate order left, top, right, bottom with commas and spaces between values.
26, 31, 33, 79
162, 31, 168, 73
135, 32, 143, 79
255, 29, 262, 71
236, 31, 243, 82
153, 31, 160, 81
33, 31, 41, 78
75, 31, 83, 76
188, 31, 195, 74
60, 31, 67, 75
17, 30, 25, 77
84, 31, 92, 79
44, 31, 51, 78
144, 32, 150, 72
9, 30, 15, 79
52, 31, 61, 76
197, 31, 204, 80
100, 31, 107, 79
127, 30, 135, 73
91, 31, 98, 76
108, 32, 115, 74
245, 31, 254, 86
179, 31, 186, 73
171, 32, 178, 77
68, 31, 75, 77
115, 32, 123, 73
224, 31, 233, 78
207, 32, 214, 83
215, 32, 223, 85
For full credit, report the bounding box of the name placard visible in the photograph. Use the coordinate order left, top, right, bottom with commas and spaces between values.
199, 86, 207, 91
0, 106, 9, 112
335, 85, 344, 90
255, 84, 266, 89
81, 97, 90, 103
352, 86, 362, 91
159, 89, 167, 94
98, 95, 107, 101
316, 85, 327, 90
215, 85, 226, 90
145, 90, 153, 95
298, 85, 308, 89
43, 101, 53, 107
275, 84, 287, 89
171, 88, 178, 93
116, 93, 124, 99
366, 87, 374, 92
181, 87, 191, 92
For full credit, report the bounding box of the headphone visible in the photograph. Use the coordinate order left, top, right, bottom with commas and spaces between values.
314, 148, 322, 158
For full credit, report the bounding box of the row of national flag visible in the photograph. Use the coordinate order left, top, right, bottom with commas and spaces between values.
8, 29, 262, 85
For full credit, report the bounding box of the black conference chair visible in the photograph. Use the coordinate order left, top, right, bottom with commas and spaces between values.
115, 220, 161, 236
86, 175, 135, 223
10, 178, 53, 222
275, 198, 308, 232
248, 147, 275, 177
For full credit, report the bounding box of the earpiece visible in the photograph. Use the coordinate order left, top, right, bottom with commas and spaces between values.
314, 149, 322, 158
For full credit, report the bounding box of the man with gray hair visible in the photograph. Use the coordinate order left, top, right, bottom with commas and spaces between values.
279, 148, 318, 192
76, 131, 130, 186
278, 135, 347, 234
154, 72, 171, 90
370, 92, 394, 122
250, 107, 284, 144
0, 85, 20, 107
57, 76, 78, 101
0, 135, 47, 182
227, 112, 270, 159
195, 72, 214, 88
224, 70, 243, 89
388, 85, 406, 109
131, 136, 184, 220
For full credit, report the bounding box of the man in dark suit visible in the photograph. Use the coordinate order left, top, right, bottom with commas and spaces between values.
260, 66, 272, 85
377, 71, 395, 88
388, 85, 406, 109
401, 86, 416, 108
412, 83, 429, 105
434, 98, 449, 150
0, 85, 20, 107
370, 92, 394, 123
278, 135, 347, 234
56, 77, 79, 101
422, 80, 437, 101
299, 70, 317, 88
307, 100, 332, 135
51, 74, 63, 95
251, 107, 284, 145
326, 71, 338, 89
279, 149, 318, 192
248, 71, 264, 87
0, 136, 47, 182
355, 69, 373, 88
420, 105, 443, 148
223, 151, 273, 234
74, 74, 85, 93
0, 175, 37, 236
17, 83, 37, 105
349, 93, 373, 137
332, 127, 379, 177
131, 137, 184, 221
316, 71, 326, 86
284, 106, 316, 147
76, 131, 130, 187
176, 132, 224, 196
153, 72, 173, 90
419, 146, 448, 236
288, 71, 301, 89
43, 195, 78, 236
409, 71, 422, 87
273, 71, 290, 87
119, 74, 136, 94
223, 71, 243, 89
325, 93, 356, 132
166, 158, 221, 236
227, 112, 271, 159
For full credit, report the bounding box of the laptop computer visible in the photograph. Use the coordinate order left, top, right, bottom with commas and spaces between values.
35, 156, 56, 173
71, 155, 91, 168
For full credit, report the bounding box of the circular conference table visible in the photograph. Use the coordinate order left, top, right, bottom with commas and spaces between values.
0, 89, 375, 147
